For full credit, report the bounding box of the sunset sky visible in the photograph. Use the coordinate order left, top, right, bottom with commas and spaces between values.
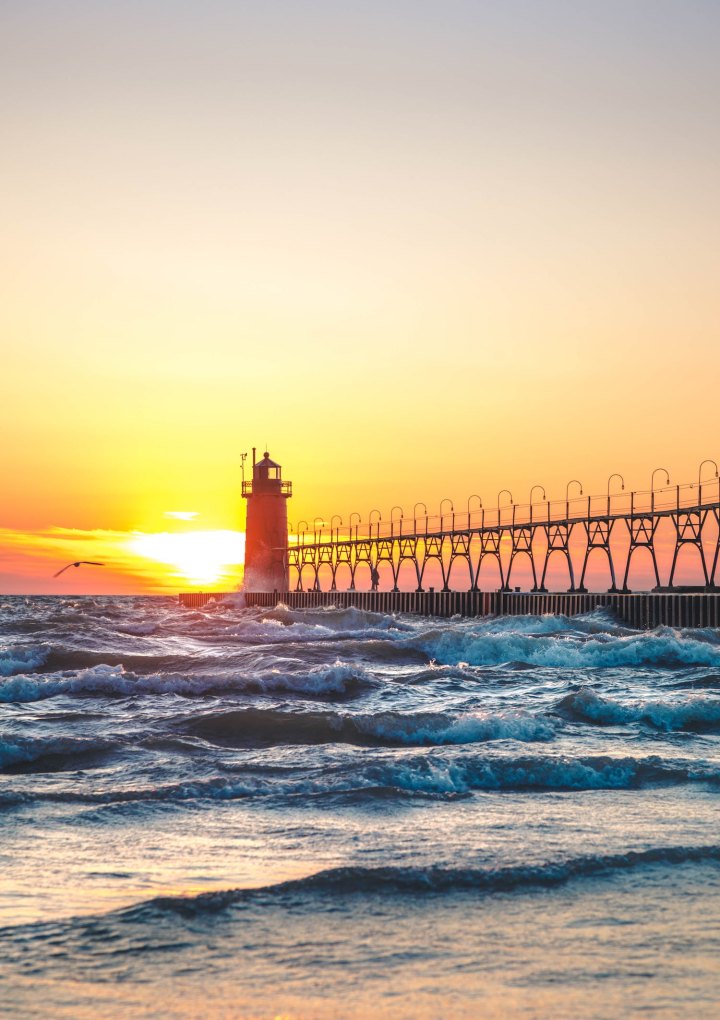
2, 1, 719, 593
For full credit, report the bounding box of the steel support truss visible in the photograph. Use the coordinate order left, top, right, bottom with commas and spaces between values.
288, 488, 720, 594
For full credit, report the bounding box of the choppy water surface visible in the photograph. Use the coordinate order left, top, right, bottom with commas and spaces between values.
2, 596, 720, 1018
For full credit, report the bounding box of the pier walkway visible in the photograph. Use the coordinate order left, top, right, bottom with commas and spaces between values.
287, 474, 720, 595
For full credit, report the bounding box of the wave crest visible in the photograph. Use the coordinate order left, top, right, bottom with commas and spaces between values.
414, 623, 720, 669
0, 662, 373, 704
182, 706, 553, 748
4, 749, 713, 805
0, 643, 50, 677
558, 687, 720, 731
132, 844, 720, 918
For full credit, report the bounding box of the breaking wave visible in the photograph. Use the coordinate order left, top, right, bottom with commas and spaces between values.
414, 622, 720, 669
181, 705, 554, 747
0, 643, 50, 677
0, 662, 373, 703
262, 604, 413, 633
559, 687, 720, 731
6, 749, 713, 807
365, 751, 717, 796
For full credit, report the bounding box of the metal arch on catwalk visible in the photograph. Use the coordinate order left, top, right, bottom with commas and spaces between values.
286, 461, 720, 595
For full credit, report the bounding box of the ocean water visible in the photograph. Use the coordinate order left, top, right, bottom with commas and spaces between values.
1, 596, 720, 1019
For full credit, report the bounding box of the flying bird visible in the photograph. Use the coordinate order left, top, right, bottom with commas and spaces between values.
53, 561, 105, 578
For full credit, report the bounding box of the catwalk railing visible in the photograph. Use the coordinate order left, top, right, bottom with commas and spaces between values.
288, 476, 720, 593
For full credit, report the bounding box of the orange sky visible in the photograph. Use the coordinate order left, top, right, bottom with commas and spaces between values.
2, 1, 719, 593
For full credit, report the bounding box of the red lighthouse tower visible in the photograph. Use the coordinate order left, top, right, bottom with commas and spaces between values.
242, 449, 292, 592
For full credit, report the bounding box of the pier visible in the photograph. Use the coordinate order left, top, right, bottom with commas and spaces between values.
286, 473, 720, 595
180, 460, 720, 628
179, 589, 720, 629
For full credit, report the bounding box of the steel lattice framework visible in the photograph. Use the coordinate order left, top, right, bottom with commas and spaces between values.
287, 475, 720, 593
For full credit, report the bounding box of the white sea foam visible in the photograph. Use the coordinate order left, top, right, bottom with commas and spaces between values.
0, 643, 50, 677
10, 751, 712, 805
114, 622, 159, 636
355, 708, 555, 745
371, 752, 711, 795
267, 604, 412, 633
198, 604, 415, 646
414, 622, 720, 669
0, 661, 372, 703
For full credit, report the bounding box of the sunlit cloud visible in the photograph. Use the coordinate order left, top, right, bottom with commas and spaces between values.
164, 511, 199, 521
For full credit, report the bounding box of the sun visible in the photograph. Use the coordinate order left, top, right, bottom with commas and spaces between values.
128, 530, 245, 587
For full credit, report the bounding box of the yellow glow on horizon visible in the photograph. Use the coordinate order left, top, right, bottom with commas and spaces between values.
0, 526, 245, 594
128, 530, 245, 587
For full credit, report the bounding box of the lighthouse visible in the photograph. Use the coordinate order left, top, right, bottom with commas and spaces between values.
242, 449, 292, 592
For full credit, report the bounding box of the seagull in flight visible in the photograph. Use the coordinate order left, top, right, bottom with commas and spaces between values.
53, 561, 105, 578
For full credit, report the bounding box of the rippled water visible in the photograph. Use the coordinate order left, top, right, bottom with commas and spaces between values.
1, 596, 720, 1018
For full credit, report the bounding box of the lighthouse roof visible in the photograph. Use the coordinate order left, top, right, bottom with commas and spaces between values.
259, 451, 281, 469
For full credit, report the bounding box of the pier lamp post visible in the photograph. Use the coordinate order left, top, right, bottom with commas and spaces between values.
411, 502, 427, 592
698, 460, 719, 507
390, 507, 403, 589
413, 502, 427, 536
566, 479, 583, 520
391, 505, 404, 539
562, 481, 584, 592
439, 498, 454, 532
651, 468, 670, 513
328, 516, 342, 590
296, 521, 309, 590
348, 513, 361, 589
438, 500, 454, 590
287, 522, 295, 591
529, 485, 546, 525
527, 485, 546, 591
497, 489, 513, 527
349, 512, 361, 541
467, 494, 482, 529
330, 515, 342, 542
312, 519, 325, 589
606, 474, 625, 516
369, 508, 382, 539
698, 461, 719, 588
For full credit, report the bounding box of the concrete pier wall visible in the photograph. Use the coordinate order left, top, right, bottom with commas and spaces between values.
179, 589, 720, 629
